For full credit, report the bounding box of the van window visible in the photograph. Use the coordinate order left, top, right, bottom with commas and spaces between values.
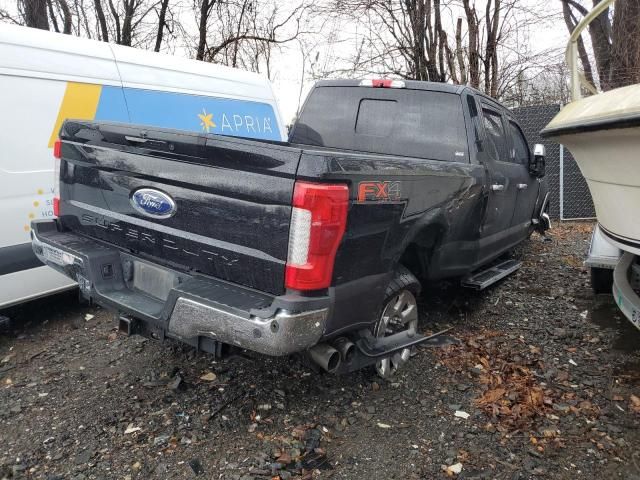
291, 87, 468, 162
481, 107, 509, 162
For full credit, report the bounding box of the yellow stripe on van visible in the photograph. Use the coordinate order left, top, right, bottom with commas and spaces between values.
48, 82, 102, 148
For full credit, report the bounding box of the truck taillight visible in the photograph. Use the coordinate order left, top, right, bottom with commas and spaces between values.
53, 139, 61, 217
285, 181, 349, 291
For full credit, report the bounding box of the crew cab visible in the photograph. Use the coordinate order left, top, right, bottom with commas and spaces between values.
31, 79, 549, 377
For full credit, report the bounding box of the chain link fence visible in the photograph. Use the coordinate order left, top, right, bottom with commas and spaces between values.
512, 104, 596, 220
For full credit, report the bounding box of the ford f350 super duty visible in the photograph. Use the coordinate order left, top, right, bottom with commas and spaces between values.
32, 79, 550, 378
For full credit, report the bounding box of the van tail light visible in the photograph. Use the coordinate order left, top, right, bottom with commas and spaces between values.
285, 181, 349, 291
53, 139, 61, 217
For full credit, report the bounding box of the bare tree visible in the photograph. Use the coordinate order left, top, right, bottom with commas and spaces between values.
195, 0, 216, 60
193, 0, 311, 78
46, 0, 72, 33
22, 0, 50, 29
320, 0, 552, 101
561, 0, 640, 90
153, 0, 169, 51
94, 0, 109, 40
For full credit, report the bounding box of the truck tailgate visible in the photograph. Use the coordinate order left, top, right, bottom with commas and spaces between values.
57, 121, 301, 295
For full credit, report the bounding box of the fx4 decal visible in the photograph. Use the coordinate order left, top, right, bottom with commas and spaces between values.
357, 181, 402, 202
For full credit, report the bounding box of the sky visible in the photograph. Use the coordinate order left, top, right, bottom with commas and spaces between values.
0, 0, 569, 122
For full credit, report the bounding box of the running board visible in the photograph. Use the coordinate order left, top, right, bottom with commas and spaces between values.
461, 259, 522, 290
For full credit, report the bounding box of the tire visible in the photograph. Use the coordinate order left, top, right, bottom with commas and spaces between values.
591, 267, 613, 295
384, 265, 421, 299
373, 266, 421, 379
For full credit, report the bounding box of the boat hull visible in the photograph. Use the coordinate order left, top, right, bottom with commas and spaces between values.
553, 127, 640, 255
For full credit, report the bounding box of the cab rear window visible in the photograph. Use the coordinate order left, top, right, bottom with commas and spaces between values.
290, 86, 468, 162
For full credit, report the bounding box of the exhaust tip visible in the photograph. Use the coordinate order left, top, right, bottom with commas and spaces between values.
333, 337, 356, 364
309, 343, 341, 373
326, 350, 340, 372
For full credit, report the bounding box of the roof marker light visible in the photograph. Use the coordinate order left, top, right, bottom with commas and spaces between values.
359, 79, 406, 88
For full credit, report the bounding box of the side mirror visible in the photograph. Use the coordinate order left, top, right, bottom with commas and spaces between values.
530, 144, 546, 178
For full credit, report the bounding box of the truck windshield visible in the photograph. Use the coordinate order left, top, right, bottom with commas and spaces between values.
290, 86, 468, 162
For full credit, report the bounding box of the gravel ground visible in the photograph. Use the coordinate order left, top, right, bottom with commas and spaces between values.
1, 222, 639, 480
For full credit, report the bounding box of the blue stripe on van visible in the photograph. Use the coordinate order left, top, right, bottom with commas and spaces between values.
95, 86, 281, 141
95, 86, 130, 123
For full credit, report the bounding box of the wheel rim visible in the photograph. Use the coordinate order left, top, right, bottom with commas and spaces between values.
374, 289, 418, 378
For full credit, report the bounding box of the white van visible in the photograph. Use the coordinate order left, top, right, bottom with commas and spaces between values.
0, 24, 286, 309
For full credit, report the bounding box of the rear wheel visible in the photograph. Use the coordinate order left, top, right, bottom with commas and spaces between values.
373, 266, 421, 379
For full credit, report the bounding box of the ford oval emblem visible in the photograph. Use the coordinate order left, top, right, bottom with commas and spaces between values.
130, 188, 177, 219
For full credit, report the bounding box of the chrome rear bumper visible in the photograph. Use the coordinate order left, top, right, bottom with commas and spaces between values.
31, 220, 330, 356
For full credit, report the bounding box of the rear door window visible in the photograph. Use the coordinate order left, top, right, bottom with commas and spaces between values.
290, 86, 468, 162
481, 107, 509, 162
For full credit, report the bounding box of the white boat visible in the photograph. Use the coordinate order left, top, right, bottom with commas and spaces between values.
541, 0, 640, 256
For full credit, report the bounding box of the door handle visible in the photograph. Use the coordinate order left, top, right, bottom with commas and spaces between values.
517, 183, 528, 190
491, 184, 505, 192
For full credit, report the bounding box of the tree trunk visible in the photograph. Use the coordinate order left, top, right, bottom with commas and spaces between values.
610, 0, 640, 89
154, 0, 169, 52
588, 0, 613, 90
463, 0, 480, 89
196, 0, 213, 61
46, 0, 59, 31
121, 0, 135, 46
24, 0, 49, 29
455, 17, 467, 84
561, 0, 596, 88
58, 0, 72, 33
94, 0, 109, 41
107, 0, 121, 44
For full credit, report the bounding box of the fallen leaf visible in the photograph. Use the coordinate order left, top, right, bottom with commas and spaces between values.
476, 388, 506, 405
124, 424, 141, 434
527, 388, 544, 407
454, 410, 470, 420
200, 372, 217, 382
630, 395, 640, 414
1, 353, 15, 363
445, 462, 463, 476
276, 452, 291, 464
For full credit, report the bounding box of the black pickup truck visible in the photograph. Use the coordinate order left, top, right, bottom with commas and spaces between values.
32, 79, 549, 378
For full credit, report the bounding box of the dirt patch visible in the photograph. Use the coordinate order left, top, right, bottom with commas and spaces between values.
1, 222, 639, 479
